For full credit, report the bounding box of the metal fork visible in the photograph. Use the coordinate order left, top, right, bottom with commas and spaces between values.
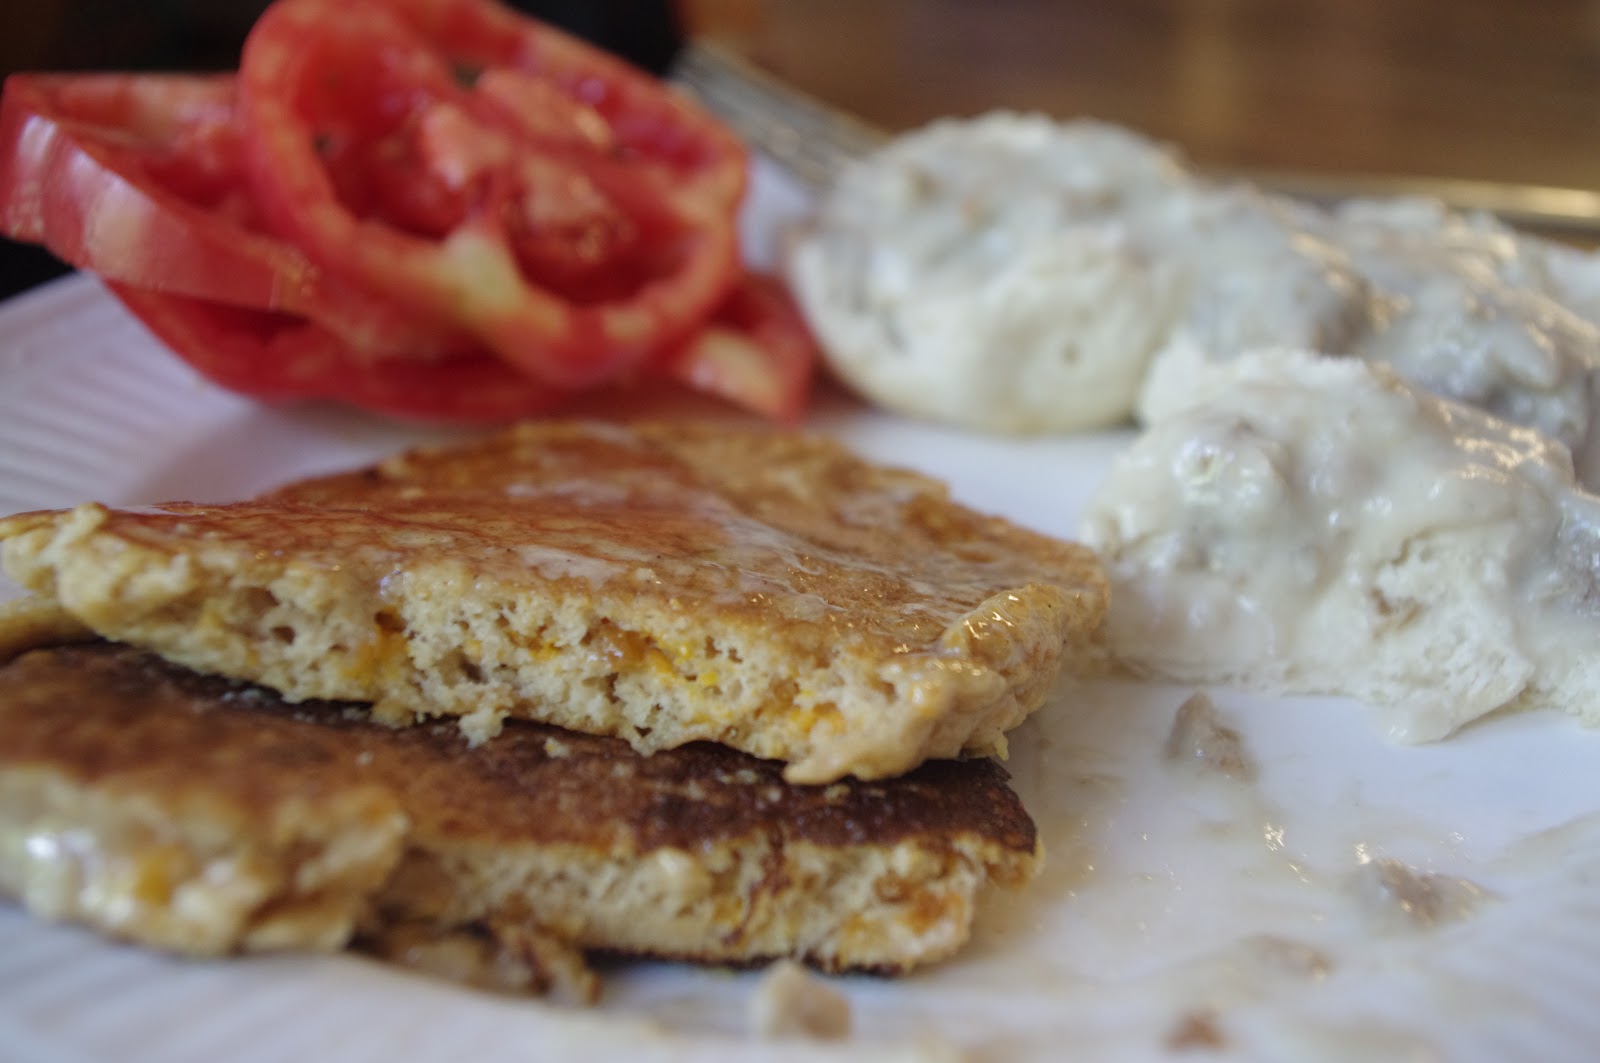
671, 38, 1600, 240
670, 39, 883, 191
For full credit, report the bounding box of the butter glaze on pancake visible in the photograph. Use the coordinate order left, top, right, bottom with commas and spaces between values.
0, 420, 1106, 782
0, 642, 1039, 982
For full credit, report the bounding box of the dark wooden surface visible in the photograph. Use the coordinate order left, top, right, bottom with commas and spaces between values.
684, 0, 1600, 191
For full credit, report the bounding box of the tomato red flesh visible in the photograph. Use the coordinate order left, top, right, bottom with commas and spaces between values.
663, 274, 820, 423
0, 74, 304, 310
0, 0, 815, 424
109, 282, 570, 421
110, 274, 813, 423
238, 0, 746, 388
0, 72, 471, 359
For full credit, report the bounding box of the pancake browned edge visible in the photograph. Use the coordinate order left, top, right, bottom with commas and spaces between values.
0, 641, 1040, 1001
0, 420, 1107, 783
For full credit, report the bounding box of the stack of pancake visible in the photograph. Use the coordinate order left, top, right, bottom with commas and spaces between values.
0, 420, 1106, 1000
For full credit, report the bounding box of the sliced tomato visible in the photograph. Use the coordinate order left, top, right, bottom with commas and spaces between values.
336, 0, 744, 218
110, 275, 814, 423
662, 274, 820, 423
0, 74, 291, 306
237, 0, 746, 388
108, 282, 568, 422
0, 72, 469, 358
1, 1, 815, 425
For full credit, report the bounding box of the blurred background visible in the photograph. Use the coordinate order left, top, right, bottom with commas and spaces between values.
678, 0, 1600, 189
5, 0, 1600, 294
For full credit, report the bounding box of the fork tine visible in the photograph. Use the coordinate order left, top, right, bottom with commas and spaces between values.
671, 39, 886, 189
673, 41, 885, 152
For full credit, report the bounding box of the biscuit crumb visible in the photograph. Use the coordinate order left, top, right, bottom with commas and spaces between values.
1351, 858, 1492, 931
363, 920, 599, 1004
1163, 691, 1256, 782
748, 960, 851, 1040
1165, 1009, 1227, 1052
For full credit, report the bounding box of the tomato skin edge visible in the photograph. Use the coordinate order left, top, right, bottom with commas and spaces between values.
661, 273, 819, 423
0, 73, 324, 313
0, 72, 480, 361
107, 281, 573, 423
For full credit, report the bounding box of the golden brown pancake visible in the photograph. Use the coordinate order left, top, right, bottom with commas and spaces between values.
0, 420, 1106, 782
0, 596, 95, 659
0, 641, 1039, 995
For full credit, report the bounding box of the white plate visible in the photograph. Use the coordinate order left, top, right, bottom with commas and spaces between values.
5, 196, 1600, 1062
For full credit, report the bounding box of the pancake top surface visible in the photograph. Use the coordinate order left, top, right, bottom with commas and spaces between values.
0, 420, 1106, 782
